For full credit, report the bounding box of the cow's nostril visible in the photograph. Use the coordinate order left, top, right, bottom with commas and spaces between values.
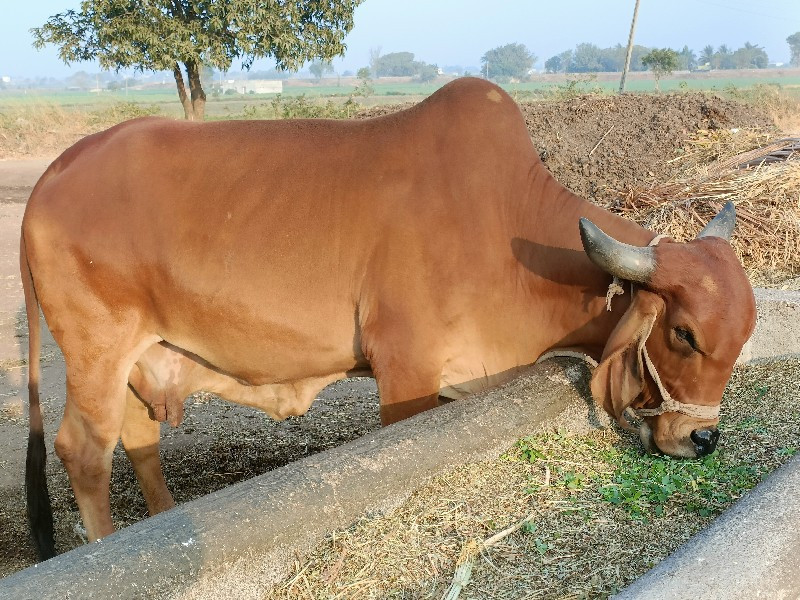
690, 429, 720, 456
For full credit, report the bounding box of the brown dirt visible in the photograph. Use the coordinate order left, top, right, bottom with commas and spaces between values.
0, 91, 784, 581
519, 93, 773, 202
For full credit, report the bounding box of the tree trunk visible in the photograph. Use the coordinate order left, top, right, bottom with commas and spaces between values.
185, 60, 206, 122
172, 64, 193, 120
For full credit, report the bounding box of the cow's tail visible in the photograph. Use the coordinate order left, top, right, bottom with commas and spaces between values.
20, 232, 55, 561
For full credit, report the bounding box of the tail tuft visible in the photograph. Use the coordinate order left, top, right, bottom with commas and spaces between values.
26, 429, 55, 560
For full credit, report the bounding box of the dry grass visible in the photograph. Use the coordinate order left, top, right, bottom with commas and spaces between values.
0, 102, 161, 158
608, 129, 800, 286
268, 360, 800, 599
724, 84, 800, 135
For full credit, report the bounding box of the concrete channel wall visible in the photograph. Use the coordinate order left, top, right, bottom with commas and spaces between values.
0, 361, 597, 600
0, 288, 798, 599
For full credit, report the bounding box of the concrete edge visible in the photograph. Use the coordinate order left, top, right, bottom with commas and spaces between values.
0, 361, 599, 600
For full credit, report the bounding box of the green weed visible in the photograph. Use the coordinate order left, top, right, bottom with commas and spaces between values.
512, 430, 766, 523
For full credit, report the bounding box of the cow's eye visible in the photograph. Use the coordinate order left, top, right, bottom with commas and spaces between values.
675, 327, 698, 351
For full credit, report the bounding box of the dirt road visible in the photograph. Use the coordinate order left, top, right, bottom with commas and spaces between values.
0, 158, 380, 576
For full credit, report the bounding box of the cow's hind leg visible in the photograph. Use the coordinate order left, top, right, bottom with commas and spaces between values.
54, 371, 128, 541
121, 387, 175, 515
54, 331, 158, 542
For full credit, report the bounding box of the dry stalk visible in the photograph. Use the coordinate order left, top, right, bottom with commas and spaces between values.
608, 137, 800, 285
441, 466, 551, 600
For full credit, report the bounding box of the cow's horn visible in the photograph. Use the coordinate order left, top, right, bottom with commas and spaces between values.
579, 218, 656, 283
697, 201, 736, 241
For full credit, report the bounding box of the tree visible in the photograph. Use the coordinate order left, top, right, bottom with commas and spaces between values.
677, 46, 697, 71
481, 43, 536, 81
641, 48, 678, 92
788, 32, 800, 66
369, 47, 383, 77
32, 0, 362, 121
699, 45, 715, 68
414, 63, 439, 83
544, 55, 563, 73
714, 45, 735, 69
732, 42, 768, 69
545, 49, 573, 73
600, 44, 626, 72
353, 67, 373, 97
64, 70, 93, 90
373, 52, 418, 77
309, 60, 334, 81
558, 50, 573, 72
570, 43, 603, 73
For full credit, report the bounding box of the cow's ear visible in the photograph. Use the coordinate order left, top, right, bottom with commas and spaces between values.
591, 290, 664, 426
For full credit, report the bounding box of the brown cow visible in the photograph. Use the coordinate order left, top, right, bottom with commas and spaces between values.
21, 78, 755, 560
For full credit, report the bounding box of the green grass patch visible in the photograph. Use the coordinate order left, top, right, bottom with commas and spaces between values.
507, 359, 800, 528
512, 431, 771, 523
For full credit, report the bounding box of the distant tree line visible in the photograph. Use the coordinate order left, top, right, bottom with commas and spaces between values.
544, 41, 770, 74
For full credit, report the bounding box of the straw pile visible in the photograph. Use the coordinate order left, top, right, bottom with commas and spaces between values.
608, 129, 800, 287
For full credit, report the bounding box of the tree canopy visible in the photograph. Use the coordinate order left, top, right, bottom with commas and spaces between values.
372, 51, 437, 80
373, 52, 417, 77
731, 43, 768, 69
309, 60, 334, 81
547, 40, 768, 75
545, 44, 650, 74
32, 0, 362, 120
641, 48, 679, 91
481, 43, 536, 82
787, 32, 800, 66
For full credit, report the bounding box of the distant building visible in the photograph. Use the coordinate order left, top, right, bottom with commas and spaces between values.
1, 76, 10, 84
223, 79, 283, 94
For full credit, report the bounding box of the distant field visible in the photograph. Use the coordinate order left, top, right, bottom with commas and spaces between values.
2, 69, 799, 116
1, 69, 799, 132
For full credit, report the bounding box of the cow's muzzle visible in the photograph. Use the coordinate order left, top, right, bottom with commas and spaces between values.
690, 428, 720, 456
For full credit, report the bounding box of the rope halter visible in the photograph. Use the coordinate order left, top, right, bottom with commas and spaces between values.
617, 234, 720, 421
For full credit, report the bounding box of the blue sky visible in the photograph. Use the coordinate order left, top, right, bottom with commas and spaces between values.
1, 0, 797, 79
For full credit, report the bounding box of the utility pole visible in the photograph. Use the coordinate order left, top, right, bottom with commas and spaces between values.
619, 0, 641, 93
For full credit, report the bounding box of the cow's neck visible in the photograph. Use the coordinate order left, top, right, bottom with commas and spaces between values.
514, 163, 655, 362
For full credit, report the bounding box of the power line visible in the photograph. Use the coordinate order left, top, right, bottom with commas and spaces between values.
690, 0, 785, 21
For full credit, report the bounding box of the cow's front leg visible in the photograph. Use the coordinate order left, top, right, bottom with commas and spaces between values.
372, 359, 444, 426
379, 391, 441, 426
121, 386, 175, 515
361, 306, 445, 426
